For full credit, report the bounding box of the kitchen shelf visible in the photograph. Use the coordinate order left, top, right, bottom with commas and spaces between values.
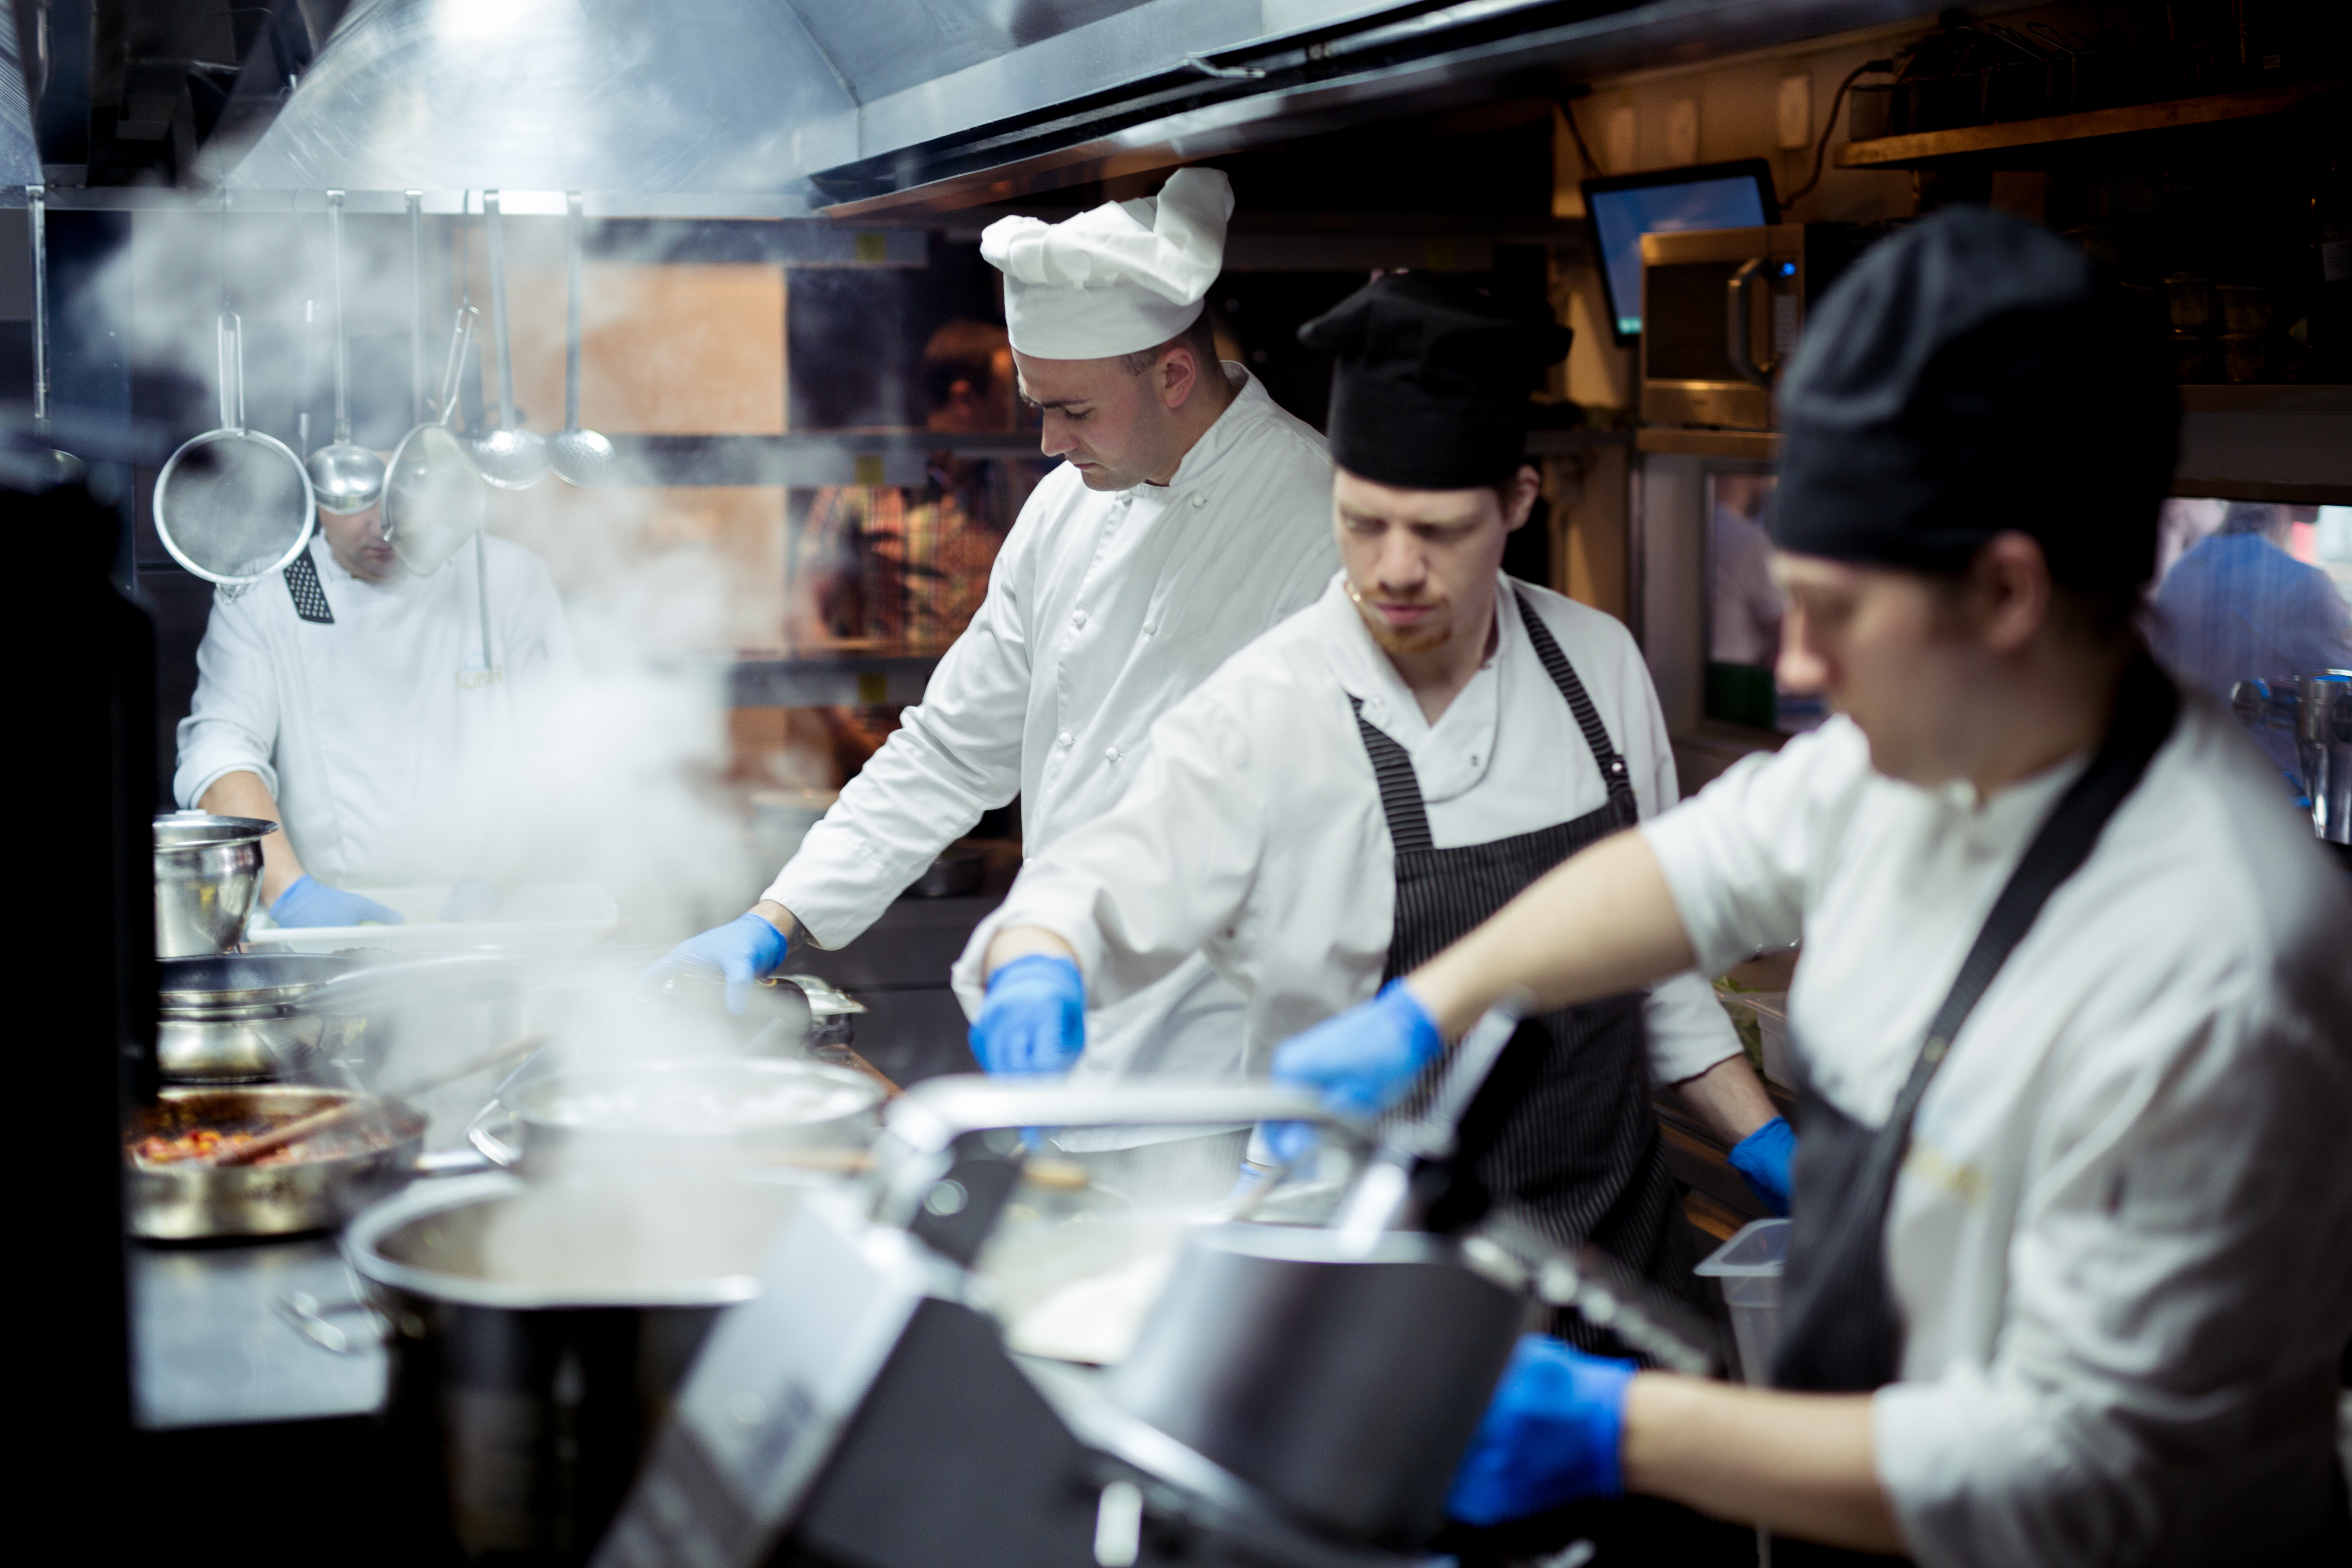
727, 651, 942, 708
1637, 428, 1779, 460
1833, 80, 2338, 168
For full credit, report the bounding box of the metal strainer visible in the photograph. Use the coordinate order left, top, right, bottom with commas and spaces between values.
383, 306, 486, 576
153, 313, 318, 584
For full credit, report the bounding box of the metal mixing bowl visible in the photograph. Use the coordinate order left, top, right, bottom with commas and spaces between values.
153, 812, 278, 958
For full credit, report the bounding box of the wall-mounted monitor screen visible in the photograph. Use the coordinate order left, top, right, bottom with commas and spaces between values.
1582, 159, 1779, 345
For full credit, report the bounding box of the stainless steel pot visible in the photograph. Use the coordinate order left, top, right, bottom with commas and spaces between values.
337, 1170, 822, 1563
1105, 1224, 1523, 1547
468, 1058, 883, 1173
153, 812, 278, 957
127, 1084, 428, 1240
157, 952, 367, 1080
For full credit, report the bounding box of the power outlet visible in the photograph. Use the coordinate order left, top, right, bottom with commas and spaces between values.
1777, 74, 1812, 150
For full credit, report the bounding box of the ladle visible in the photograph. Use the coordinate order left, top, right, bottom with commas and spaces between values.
24, 185, 86, 487
307, 190, 388, 514
547, 192, 618, 486
470, 191, 547, 490
382, 306, 485, 576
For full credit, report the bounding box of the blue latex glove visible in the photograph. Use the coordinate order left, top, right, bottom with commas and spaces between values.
1260, 980, 1443, 1164
638, 913, 792, 1014
270, 875, 405, 929
1446, 1334, 1637, 1526
970, 954, 1086, 1075
1727, 1115, 1796, 1216
438, 880, 499, 922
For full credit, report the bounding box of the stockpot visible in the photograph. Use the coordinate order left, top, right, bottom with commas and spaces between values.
153, 812, 278, 957
1106, 1222, 1523, 1548
328, 1169, 824, 1564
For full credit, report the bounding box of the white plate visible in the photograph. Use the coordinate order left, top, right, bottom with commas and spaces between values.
244, 883, 619, 953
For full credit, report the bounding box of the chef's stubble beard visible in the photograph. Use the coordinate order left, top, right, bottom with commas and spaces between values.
1348, 580, 1453, 657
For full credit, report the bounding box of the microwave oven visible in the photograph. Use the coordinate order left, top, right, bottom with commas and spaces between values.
1639, 223, 1878, 430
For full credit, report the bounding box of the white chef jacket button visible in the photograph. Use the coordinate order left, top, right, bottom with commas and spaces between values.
1057, 731, 1073, 748
1142, 621, 1156, 636
1104, 746, 1120, 762
1190, 494, 1207, 509
1072, 610, 1088, 629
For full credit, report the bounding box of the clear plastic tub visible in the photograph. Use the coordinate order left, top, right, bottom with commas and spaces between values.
1695, 1217, 1790, 1385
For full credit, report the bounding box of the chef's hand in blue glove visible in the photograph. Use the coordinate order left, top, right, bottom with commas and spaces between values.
638, 912, 792, 1014
1727, 1115, 1796, 1216
1446, 1333, 1638, 1526
970, 954, 1086, 1075
1260, 979, 1443, 1164
270, 875, 405, 929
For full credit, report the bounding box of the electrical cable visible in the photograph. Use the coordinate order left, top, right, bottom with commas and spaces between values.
1558, 91, 1601, 178
1781, 58, 1896, 209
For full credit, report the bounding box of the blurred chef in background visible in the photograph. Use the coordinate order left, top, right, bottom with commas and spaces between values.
2147, 499, 2352, 783
175, 491, 574, 927
1285, 213, 2352, 1566
788, 318, 1043, 778
957, 275, 1789, 1306
648, 168, 1339, 1187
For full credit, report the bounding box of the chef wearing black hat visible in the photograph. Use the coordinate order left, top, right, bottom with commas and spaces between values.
1281, 212, 2352, 1564
957, 274, 1785, 1381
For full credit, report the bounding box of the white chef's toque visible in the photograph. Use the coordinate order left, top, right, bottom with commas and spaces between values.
980, 167, 1234, 360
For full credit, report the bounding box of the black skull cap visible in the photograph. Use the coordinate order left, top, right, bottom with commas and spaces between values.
1299, 272, 1573, 490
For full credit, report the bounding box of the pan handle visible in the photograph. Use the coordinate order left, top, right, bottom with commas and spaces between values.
466, 1101, 525, 1168
218, 312, 246, 432
435, 305, 479, 429
275, 1290, 389, 1355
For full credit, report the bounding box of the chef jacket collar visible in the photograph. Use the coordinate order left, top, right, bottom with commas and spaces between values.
1114, 364, 1265, 498
1313, 570, 1522, 792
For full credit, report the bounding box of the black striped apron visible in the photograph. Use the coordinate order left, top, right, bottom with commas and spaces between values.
1353, 590, 1702, 1351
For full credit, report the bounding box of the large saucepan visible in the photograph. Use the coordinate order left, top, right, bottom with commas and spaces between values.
466, 1058, 883, 1174
156, 950, 521, 1082
127, 1084, 428, 1240
315, 1169, 825, 1562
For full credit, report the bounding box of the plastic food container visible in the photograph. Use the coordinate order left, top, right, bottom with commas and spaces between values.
1695, 1217, 1790, 1385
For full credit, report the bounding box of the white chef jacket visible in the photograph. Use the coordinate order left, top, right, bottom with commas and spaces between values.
173, 532, 575, 889
951, 574, 1742, 1087
1644, 695, 2352, 1568
768, 368, 1339, 1098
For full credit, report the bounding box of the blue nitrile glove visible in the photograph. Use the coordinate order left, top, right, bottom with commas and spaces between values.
438, 880, 499, 922
638, 913, 792, 1014
1260, 979, 1444, 1164
1727, 1115, 1796, 1216
970, 954, 1086, 1075
1446, 1334, 1638, 1526
270, 875, 405, 929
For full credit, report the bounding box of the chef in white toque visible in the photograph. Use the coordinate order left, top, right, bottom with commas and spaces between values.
645, 167, 1338, 1194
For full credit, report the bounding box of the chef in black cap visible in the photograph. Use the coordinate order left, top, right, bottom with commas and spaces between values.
958, 274, 1784, 1374
1277, 211, 2352, 1564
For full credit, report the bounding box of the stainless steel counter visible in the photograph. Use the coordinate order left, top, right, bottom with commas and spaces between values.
131, 1236, 385, 1431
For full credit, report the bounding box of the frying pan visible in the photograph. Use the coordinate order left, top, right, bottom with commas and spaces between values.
152, 312, 318, 584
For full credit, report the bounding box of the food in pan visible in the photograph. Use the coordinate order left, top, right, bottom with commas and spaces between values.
125, 1098, 401, 1170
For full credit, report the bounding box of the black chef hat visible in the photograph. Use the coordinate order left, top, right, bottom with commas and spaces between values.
1770, 207, 2178, 599
1298, 273, 1573, 490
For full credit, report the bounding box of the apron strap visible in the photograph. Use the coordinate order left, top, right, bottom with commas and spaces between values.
1349, 695, 1435, 852
1514, 588, 1637, 820
1774, 654, 2180, 1392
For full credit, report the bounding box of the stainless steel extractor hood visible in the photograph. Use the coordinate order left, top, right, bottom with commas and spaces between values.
0, 10, 40, 188
219, 0, 1927, 214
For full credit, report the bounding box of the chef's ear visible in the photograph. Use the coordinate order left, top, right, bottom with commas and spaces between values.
1499, 464, 1542, 533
